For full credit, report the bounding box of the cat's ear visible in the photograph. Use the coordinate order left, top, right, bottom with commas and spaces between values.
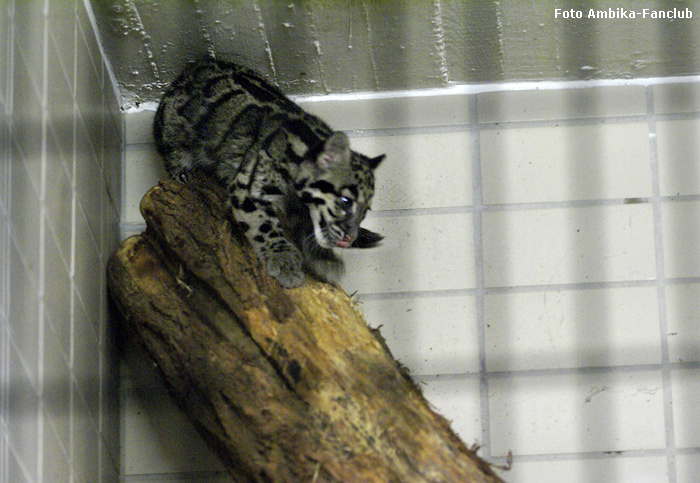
368, 154, 385, 170
352, 227, 384, 248
317, 132, 350, 169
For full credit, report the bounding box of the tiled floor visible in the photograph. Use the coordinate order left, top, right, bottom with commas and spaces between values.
121, 79, 700, 482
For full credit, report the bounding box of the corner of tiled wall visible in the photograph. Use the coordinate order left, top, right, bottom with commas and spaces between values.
1, 0, 123, 482
118, 79, 700, 482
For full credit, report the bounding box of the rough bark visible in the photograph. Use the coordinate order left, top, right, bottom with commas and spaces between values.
107, 174, 504, 483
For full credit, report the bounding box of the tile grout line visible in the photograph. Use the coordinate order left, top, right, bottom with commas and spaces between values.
646, 85, 677, 482
35, 2, 51, 481
0, 2, 12, 481
356, 276, 700, 302
468, 94, 492, 460
414, 360, 700, 381
69, 3, 80, 475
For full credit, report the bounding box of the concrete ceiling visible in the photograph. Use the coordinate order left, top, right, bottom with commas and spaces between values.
89, 0, 700, 108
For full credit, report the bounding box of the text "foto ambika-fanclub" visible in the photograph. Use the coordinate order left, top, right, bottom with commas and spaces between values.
555, 7, 693, 19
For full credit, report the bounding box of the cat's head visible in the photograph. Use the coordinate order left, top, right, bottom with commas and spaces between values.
298, 132, 384, 250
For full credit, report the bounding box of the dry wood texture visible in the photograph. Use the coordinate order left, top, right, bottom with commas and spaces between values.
107, 175, 503, 483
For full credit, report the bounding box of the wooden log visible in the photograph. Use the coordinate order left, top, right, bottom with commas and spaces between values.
107, 174, 504, 483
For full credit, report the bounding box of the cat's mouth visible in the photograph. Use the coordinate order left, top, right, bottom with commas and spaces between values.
335, 235, 354, 248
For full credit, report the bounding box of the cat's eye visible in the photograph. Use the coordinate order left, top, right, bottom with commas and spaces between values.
340, 196, 354, 211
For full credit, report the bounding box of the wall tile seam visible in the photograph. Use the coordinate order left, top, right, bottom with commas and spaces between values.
82, 0, 123, 107
71, 278, 101, 332
356, 276, 699, 301
472, 109, 700, 131
73, 103, 104, 169
121, 469, 230, 482
7, 231, 42, 304
646, 85, 678, 482
12, 44, 43, 105
36, 4, 56, 478
6, 335, 41, 396
477, 361, 700, 380
73, 189, 104, 260
5, 441, 35, 483
46, 26, 75, 88
7, 123, 43, 203
468, 92, 492, 460
120, 194, 699, 224
70, 369, 102, 430
366, 198, 663, 218
42, 409, 74, 470
496, 448, 698, 464
76, 29, 103, 94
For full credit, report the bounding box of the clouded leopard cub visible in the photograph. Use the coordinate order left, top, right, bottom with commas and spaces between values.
153, 58, 384, 288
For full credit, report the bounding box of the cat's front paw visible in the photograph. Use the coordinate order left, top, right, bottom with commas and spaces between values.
264, 250, 305, 288
305, 256, 344, 284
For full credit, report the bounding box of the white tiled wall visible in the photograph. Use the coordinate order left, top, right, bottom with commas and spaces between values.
120, 79, 700, 482
0, 1, 123, 482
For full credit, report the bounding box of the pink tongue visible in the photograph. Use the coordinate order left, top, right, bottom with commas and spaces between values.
336, 236, 353, 248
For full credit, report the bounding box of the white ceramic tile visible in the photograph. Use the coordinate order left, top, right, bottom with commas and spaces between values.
42, 320, 71, 450
102, 189, 122, 264
665, 283, 700, 363
480, 123, 651, 204
497, 456, 669, 483
101, 445, 121, 483
654, 83, 700, 114
71, 391, 100, 483
417, 376, 482, 445
485, 286, 661, 371
8, 348, 39, 482
9, 245, 40, 382
47, 2, 75, 79
359, 294, 479, 375
342, 212, 475, 294
477, 85, 647, 123
677, 454, 700, 483
42, 422, 70, 483
10, 21, 43, 109
0, 3, 8, 105
74, 46, 103, 166
46, 39, 75, 165
102, 115, 124, 213
44, 134, 74, 261
73, 305, 101, 419
656, 119, 700, 196
671, 367, 700, 448
124, 144, 166, 224
125, 109, 157, 146
298, 93, 471, 131
482, 204, 656, 287
101, 351, 122, 475
123, 387, 224, 476
74, 121, 103, 238
662, 201, 700, 279
7, 452, 33, 483
350, 131, 472, 211
489, 371, 666, 457
73, 203, 102, 319
2, 4, 122, 483
9, 142, 41, 266
76, 4, 103, 85
43, 228, 71, 350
